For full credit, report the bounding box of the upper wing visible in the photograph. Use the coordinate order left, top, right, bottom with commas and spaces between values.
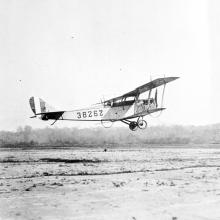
104, 76, 179, 103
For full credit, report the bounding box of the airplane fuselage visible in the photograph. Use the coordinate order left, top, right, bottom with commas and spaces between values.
56, 101, 156, 121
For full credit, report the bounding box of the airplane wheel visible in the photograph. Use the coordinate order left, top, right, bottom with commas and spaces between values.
129, 122, 138, 131
137, 119, 147, 129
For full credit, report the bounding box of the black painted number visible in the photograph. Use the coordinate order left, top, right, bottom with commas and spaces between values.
99, 110, 103, 116
88, 111, 92, 117
76, 110, 103, 119
82, 112, 87, 118
94, 110, 98, 117
77, 112, 81, 119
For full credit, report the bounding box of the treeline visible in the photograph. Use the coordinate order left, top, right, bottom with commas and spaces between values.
1, 124, 220, 147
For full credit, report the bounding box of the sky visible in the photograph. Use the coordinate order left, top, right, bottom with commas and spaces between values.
0, 0, 220, 130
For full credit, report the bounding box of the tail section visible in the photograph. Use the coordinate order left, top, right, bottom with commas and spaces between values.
29, 96, 56, 115
29, 97, 64, 123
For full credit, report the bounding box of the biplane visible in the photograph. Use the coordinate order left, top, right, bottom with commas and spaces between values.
29, 77, 178, 131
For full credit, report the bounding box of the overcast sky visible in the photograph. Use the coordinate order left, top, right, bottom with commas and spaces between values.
0, 0, 220, 130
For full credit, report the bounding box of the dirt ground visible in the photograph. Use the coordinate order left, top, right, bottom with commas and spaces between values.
1, 146, 220, 220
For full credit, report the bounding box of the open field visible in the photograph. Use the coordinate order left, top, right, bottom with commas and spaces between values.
1, 145, 220, 220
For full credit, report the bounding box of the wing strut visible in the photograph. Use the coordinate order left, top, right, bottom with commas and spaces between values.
149, 83, 166, 118
147, 88, 152, 111
161, 83, 166, 108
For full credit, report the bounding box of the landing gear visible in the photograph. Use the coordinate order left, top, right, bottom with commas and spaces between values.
137, 119, 147, 129
129, 121, 138, 131
121, 118, 147, 131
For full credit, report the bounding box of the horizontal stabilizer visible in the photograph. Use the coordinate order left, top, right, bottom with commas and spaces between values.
37, 111, 64, 121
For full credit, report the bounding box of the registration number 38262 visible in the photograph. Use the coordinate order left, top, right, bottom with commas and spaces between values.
76, 110, 103, 119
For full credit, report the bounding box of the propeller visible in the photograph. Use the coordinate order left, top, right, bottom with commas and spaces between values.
155, 89, 158, 108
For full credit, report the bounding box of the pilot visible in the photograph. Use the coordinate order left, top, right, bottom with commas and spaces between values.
149, 99, 155, 109
136, 100, 144, 106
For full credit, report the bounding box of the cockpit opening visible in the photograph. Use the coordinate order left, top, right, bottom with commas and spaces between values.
143, 98, 154, 105
104, 97, 156, 107
104, 98, 135, 107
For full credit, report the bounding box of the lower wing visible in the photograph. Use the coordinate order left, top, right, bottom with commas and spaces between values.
120, 108, 166, 120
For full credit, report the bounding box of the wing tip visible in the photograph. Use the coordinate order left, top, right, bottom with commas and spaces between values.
165, 76, 180, 83
172, 76, 180, 80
